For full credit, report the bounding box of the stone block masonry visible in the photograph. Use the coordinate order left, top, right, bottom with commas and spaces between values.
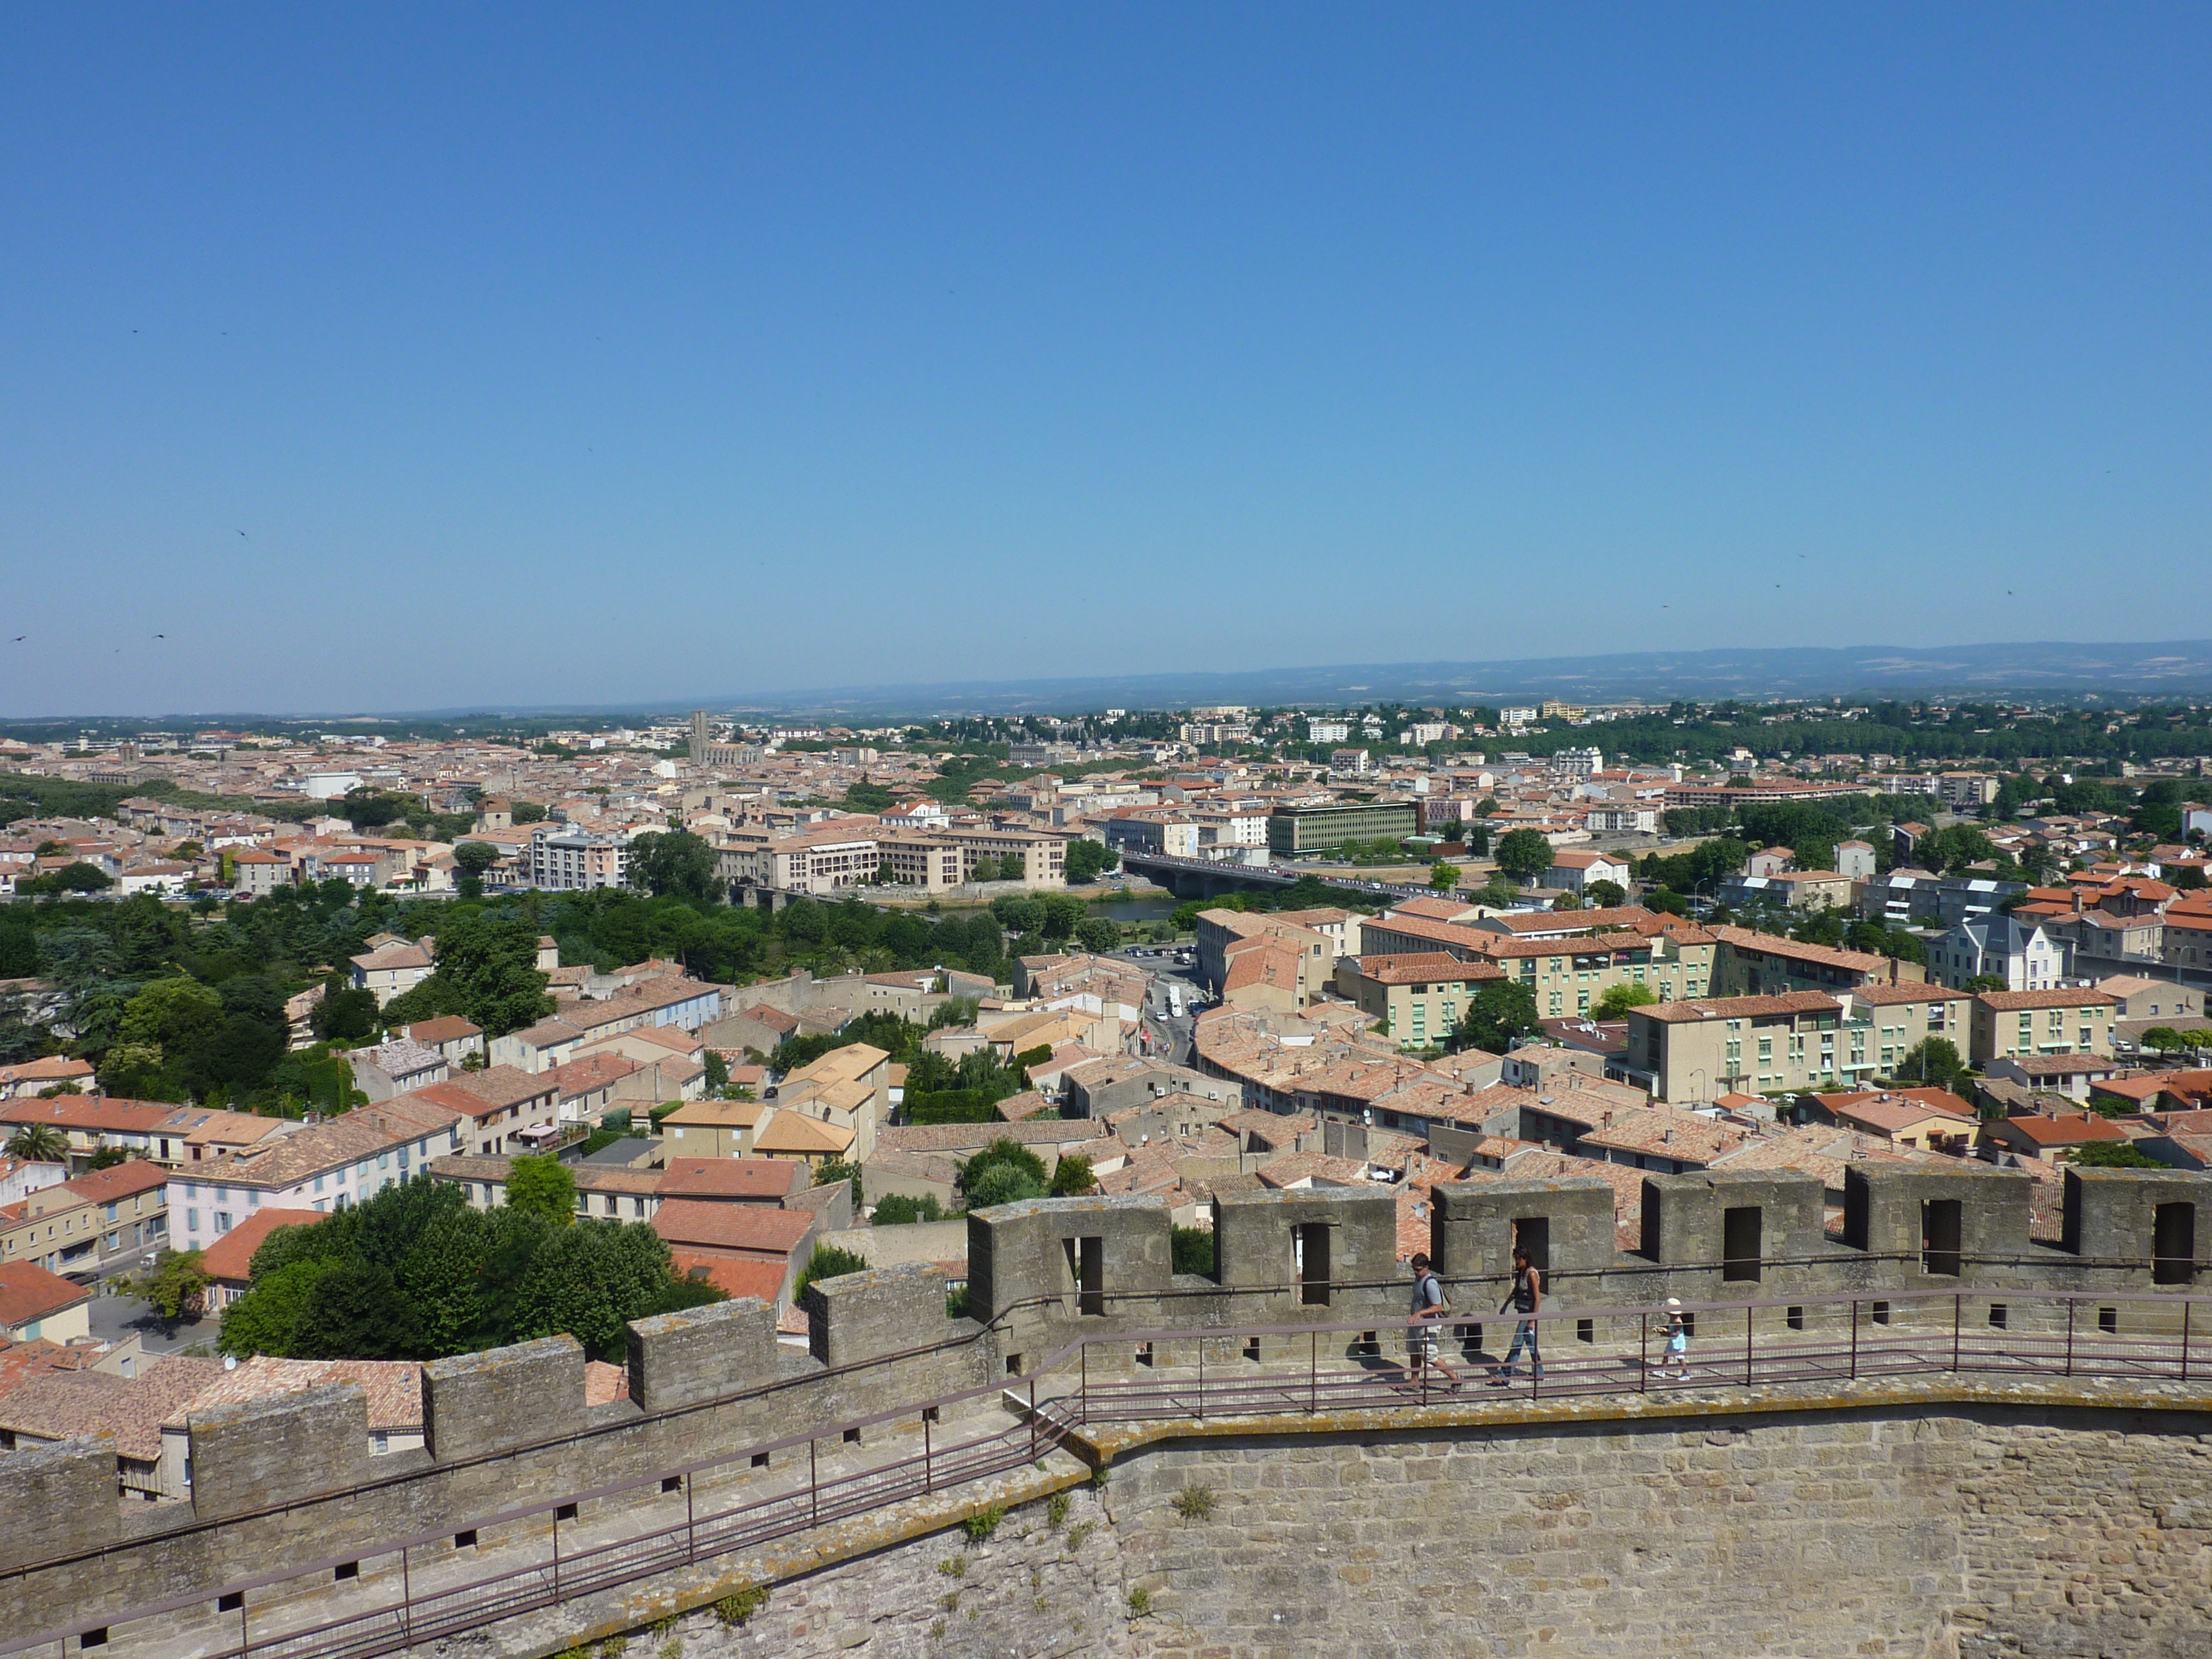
624, 1400, 2212, 1659
10, 1162, 2212, 1656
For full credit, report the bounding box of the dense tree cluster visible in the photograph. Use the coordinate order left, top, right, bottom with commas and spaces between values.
220, 1173, 720, 1362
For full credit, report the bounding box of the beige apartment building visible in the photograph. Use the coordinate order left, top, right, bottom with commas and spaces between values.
1335, 953, 1509, 1050
1624, 991, 1848, 1102
1842, 982, 1974, 1075
717, 823, 1068, 896
769, 1041, 892, 1161
1360, 913, 1720, 1017
1968, 988, 2119, 1065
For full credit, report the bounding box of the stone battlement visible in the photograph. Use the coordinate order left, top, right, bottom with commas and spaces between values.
2, 1162, 2208, 1652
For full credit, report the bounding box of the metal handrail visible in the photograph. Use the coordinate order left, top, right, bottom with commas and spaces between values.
15, 1284, 2211, 1659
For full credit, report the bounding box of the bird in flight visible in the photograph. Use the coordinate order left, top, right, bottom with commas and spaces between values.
153, 634, 166, 640
238, 531, 248, 538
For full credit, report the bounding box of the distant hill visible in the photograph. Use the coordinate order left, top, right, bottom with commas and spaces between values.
709, 640, 2212, 719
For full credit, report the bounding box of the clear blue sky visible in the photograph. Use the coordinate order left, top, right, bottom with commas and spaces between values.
4, 6, 2208, 716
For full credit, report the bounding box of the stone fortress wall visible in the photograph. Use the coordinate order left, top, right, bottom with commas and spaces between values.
5, 1161, 2212, 1657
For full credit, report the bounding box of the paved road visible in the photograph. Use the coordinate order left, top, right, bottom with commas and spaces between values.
89, 1289, 216, 1355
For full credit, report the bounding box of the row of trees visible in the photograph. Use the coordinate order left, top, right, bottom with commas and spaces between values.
216, 1167, 719, 1363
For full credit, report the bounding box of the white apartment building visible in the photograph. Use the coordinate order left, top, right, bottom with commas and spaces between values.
1307, 720, 1350, 744
529, 825, 632, 891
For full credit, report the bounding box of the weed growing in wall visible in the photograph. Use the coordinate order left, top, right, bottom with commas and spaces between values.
712, 1585, 769, 1628
1127, 1587, 1152, 1618
1171, 1482, 1216, 1521
959, 1505, 1004, 1544
1045, 1492, 1070, 1530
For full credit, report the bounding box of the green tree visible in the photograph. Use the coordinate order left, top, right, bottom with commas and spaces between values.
814, 1157, 862, 1206
956, 1139, 1048, 1209
2065, 1140, 2165, 1169
219, 1258, 335, 1356
794, 1242, 871, 1304
1074, 917, 1121, 954
127, 1249, 212, 1322
1429, 862, 1458, 890
292, 1259, 414, 1358
46, 862, 115, 893
1897, 1037, 1968, 1093
1038, 893, 1087, 941
390, 913, 554, 1036
703, 1048, 729, 1090
1455, 980, 1541, 1054
628, 831, 720, 902
1584, 879, 1627, 909
1170, 1225, 1216, 1276
1048, 1153, 1097, 1197
1594, 982, 1658, 1020
871, 1193, 943, 1224
843, 781, 895, 813
119, 977, 226, 1053
1492, 828, 1555, 884
2, 1124, 68, 1163
1064, 839, 1118, 882
506, 1155, 578, 1226
312, 985, 382, 1044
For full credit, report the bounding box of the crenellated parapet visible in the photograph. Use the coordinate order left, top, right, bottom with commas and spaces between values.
4, 1164, 2210, 1652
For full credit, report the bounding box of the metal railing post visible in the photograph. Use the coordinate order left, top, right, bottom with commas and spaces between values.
551, 1507, 560, 1602
1952, 1293, 1961, 1373
923, 1413, 934, 1493
2065, 1299, 2075, 1378
1197, 1335, 1205, 1422
1639, 1312, 1648, 1392
1849, 1298, 1858, 1381
400, 1546, 411, 1645
686, 1476, 696, 1564
2184, 1301, 2193, 1383
1310, 1329, 1318, 1415
809, 1439, 819, 1530
1745, 1305, 1754, 1388
1029, 1378, 1038, 1461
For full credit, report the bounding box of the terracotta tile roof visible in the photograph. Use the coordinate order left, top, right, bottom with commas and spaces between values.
1486, 905, 1658, 935
671, 1251, 787, 1304
1348, 953, 1507, 986
59, 1159, 169, 1204
1994, 1113, 2128, 1146
652, 1199, 814, 1255
546, 1052, 642, 1095
662, 1096, 767, 1130
406, 1016, 483, 1044
0, 1262, 92, 1327
196, 1208, 321, 1284
0, 1355, 224, 1458
1849, 982, 1972, 1005
1708, 926, 1888, 974
0, 1098, 186, 1133
1635, 991, 1842, 1024
0, 1336, 89, 1400
655, 1157, 806, 1201
167, 1356, 423, 1432
583, 1359, 629, 1407
751, 1113, 855, 1156
1976, 988, 2119, 1011
417, 1066, 555, 1119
